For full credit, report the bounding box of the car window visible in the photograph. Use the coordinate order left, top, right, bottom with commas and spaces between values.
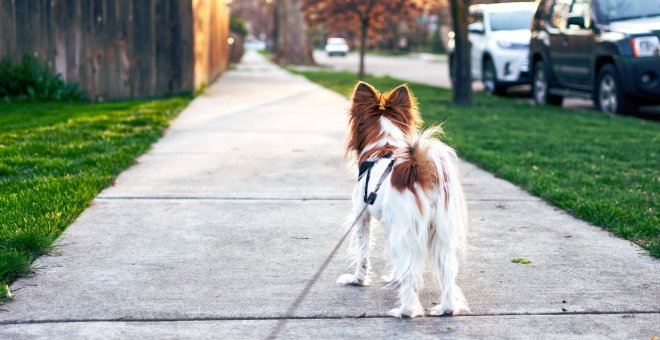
468, 9, 485, 32
327, 38, 346, 45
550, 0, 572, 29
489, 10, 535, 31
568, 0, 591, 29
594, 0, 660, 23
469, 10, 484, 25
535, 0, 554, 20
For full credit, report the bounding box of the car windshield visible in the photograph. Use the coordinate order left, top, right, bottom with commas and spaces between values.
327, 39, 346, 45
489, 10, 534, 31
595, 0, 660, 23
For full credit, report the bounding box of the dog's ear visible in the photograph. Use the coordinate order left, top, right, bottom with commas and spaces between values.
352, 81, 378, 104
386, 84, 412, 110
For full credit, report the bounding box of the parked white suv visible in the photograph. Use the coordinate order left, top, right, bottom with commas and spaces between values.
448, 2, 537, 95
325, 37, 349, 57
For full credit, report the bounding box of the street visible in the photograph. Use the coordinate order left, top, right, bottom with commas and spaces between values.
314, 51, 660, 117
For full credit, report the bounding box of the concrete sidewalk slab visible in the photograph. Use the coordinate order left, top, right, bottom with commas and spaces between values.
2, 314, 658, 339
1, 51, 658, 339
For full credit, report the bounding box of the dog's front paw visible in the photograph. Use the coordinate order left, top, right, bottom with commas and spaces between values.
336, 274, 369, 286
388, 306, 424, 318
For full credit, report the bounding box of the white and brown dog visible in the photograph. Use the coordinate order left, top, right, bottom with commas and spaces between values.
338, 81, 469, 318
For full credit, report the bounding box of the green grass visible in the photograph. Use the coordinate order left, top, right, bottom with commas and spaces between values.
366, 50, 447, 58
292, 69, 660, 257
367, 50, 412, 57
0, 97, 191, 287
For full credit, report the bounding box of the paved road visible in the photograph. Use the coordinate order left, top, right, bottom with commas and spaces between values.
314, 51, 454, 88
2, 52, 658, 338
314, 51, 660, 117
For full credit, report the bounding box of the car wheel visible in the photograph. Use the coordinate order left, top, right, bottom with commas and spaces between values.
533, 60, 562, 106
595, 64, 637, 114
483, 58, 506, 96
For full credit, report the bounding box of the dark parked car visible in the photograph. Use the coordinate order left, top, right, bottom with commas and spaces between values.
529, 0, 660, 113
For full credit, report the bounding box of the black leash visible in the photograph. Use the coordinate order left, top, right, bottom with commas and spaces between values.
267, 157, 395, 339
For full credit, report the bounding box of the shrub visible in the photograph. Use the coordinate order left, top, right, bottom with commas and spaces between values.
0, 55, 82, 101
230, 15, 248, 38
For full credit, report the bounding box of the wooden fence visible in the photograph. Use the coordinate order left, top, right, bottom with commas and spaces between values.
0, 0, 229, 100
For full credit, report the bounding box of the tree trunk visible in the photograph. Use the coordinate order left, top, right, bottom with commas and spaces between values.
272, 0, 279, 52
450, 0, 472, 105
274, 0, 315, 65
358, 18, 368, 80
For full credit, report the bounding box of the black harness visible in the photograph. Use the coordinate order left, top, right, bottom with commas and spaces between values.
358, 152, 394, 205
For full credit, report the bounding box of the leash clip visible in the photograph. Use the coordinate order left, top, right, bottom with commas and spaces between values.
366, 192, 377, 205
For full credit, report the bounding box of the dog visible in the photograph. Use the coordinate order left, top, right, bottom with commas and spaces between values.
337, 81, 469, 318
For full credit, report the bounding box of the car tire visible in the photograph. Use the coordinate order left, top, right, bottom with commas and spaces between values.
533, 60, 563, 106
595, 64, 638, 114
483, 58, 506, 96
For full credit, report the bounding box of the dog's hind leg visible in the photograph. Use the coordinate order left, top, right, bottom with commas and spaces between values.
386, 216, 427, 318
428, 231, 469, 316
337, 205, 371, 286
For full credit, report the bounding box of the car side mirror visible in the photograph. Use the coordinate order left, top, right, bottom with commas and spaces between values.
567, 14, 586, 29
468, 23, 485, 34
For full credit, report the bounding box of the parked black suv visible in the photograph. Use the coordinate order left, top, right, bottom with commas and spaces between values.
529, 0, 660, 113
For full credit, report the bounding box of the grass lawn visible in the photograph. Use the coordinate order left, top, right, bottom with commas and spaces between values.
367, 50, 413, 57
292, 69, 659, 257
0, 97, 191, 287
367, 50, 447, 57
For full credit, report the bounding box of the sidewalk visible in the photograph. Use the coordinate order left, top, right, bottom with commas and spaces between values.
1, 51, 658, 338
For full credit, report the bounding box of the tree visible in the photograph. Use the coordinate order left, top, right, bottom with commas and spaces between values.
274, 0, 315, 65
229, 0, 273, 44
303, 0, 421, 79
449, 0, 472, 105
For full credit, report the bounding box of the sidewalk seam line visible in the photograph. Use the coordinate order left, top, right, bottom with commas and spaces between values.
94, 197, 540, 202
2, 310, 659, 325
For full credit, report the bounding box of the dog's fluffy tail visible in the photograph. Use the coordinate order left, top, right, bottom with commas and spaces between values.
401, 127, 469, 313
397, 126, 468, 251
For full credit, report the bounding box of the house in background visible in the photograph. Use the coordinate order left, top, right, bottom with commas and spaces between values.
0, 0, 230, 100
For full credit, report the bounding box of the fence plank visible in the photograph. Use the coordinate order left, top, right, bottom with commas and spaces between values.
0, 0, 228, 100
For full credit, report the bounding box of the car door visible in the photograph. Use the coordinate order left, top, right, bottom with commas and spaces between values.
468, 9, 486, 80
547, 0, 573, 86
562, 0, 594, 89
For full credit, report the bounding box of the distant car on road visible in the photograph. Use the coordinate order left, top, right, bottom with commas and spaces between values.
448, 2, 538, 95
325, 37, 349, 57
529, 0, 660, 114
